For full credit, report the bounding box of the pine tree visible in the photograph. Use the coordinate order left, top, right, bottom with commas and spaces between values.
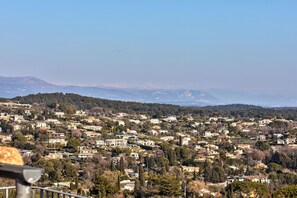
159, 174, 181, 196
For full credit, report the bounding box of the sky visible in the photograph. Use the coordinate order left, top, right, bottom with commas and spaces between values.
0, 1, 296, 96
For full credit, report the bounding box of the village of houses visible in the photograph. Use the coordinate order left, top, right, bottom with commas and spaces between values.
0, 101, 297, 197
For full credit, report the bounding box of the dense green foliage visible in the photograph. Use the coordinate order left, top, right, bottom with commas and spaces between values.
159, 174, 181, 196
91, 174, 118, 197
0, 120, 13, 133
273, 185, 297, 198
146, 174, 181, 197
204, 162, 227, 183
255, 141, 271, 151
225, 181, 270, 198
12, 93, 297, 119
32, 159, 77, 183
269, 173, 297, 187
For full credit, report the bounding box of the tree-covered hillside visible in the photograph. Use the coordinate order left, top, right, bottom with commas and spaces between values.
11, 93, 297, 119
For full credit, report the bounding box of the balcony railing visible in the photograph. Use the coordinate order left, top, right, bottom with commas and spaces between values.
0, 163, 87, 198
0, 186, 87, 198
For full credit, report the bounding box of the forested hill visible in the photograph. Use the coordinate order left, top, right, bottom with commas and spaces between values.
13, 93, 191, 115
11, 93, 297, 119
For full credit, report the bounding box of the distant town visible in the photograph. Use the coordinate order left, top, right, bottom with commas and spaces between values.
0, 93, 297, 197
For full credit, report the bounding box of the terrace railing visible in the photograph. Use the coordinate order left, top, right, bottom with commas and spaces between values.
0, 163, 87, 198
0, 186, 87, 198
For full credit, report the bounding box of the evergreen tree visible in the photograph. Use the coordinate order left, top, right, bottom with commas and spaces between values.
159, 175, 181, 196
117, 175, 121, 192
179, 135, 183, 146
230, 183, 234, 198
168, 149, 177, 166
139, 164, 145, 187
119, 157, 125, 174
134, 179, 141, 198
110, 161, 115, 171
75, 174, 78, 190
148, 157, 156, 170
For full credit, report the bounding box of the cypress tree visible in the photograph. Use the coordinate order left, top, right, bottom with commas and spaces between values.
168, 149, 177, 166
139, 164, 145, 187
110, 161, 115, 171
119, 157, 125, 174
75, 174, 78, 190
179, 135, 183, 146
117, 174, 121, 192
134, 179, 141, 198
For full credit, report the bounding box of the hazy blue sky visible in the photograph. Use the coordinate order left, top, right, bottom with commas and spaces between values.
0, 1, 296, 95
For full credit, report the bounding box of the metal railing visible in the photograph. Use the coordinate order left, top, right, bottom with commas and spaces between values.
0, 163, 88, 198
0, 163, 43, 198
0, 186, 88, 198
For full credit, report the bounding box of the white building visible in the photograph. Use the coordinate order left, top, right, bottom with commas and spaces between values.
203, 131, 213, 138
85, 131, 101, 138
163, 116, 177, 122
36, 122, 48, 129
130, 153, 139, 159
0, 102, 31, 109
54, 112, 65, 118
137, 140, 155, 147
95, 140, 106, 147
160, 136, 175, 141
48, 138, 68, 146
83, 125, 102, 131
150, 119, 161, 124
105, 139, 128, 147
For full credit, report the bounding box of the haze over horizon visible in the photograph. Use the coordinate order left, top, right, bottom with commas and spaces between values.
1, 1, 296, 97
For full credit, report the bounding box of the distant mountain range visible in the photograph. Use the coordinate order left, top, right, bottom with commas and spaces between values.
0, 76, 296, 107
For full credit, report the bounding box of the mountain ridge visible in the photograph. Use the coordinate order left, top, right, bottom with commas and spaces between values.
0, 76, 217, 106
0, 76, 296, 107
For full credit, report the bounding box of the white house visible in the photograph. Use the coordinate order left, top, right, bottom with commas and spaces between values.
137, 140, 155, 147
36, 122, 48, 129
129, 119, 141, 124
163, 116, 177, 122
95, 140, 106, 147
46, 119, 61, 125
85, 131, 101, 138
54, 112, 65, 118
105, 139, 128, 147
139, 115, 148, 120
150, 119, 161, 124
83, 125, 102, 131
203, 131, 213, 138
120, 180, 135, 191
160, 136, 175, 141
48, 138, 67, 146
